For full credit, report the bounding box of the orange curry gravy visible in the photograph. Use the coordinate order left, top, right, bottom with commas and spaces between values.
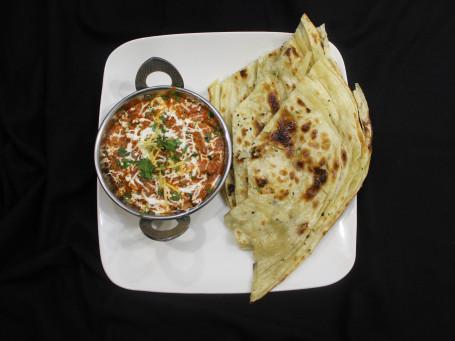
104, 90, 225, 214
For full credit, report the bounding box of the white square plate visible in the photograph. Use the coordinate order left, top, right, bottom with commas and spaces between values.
97, 32, 356, 294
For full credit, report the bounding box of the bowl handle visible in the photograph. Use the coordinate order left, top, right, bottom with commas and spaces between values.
139, 216, 190, 241
135, 57, 184, 91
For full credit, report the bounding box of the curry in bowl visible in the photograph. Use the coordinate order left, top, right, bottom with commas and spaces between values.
102, 89, 226, 215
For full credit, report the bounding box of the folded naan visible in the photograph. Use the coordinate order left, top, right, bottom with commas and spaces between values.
209, 13, 332, 208
231, 76, 286, 204
209, 13, 372, 302
225, 60, 372, 301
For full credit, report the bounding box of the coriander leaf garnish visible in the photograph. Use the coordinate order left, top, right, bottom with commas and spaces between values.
171, 153, 180, 162
117, 145, 130, 157
170, 191, 181, 201
156, 136, 182, 152
120, 159, 135, 169
170, 90, 181, 102
136, 158, 156, 180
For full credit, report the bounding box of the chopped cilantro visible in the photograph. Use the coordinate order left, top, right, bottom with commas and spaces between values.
117, 146, 130, 157
136, 158, 156, 179
170, 90, 181, 102
213, 128, 222, 137
157, 136, 182, 152
120, 159, 135, 169
206, 187, 213, 194
170, 153, 180, 162
170, 191, 181, 201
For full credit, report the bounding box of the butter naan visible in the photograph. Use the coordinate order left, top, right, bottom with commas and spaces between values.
209, 13, 372, 302
209, 13, 332, 207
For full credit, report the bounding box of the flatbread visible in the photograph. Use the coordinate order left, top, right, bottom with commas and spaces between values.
231, 76, 286, 204
209, 13, 331, 135
208, 13, 372, 302
209, 13, 332, 208
226, 75, 344, 247
225, 59, 372, 301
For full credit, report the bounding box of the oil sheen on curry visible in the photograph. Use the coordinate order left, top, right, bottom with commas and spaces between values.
104, 90, 225, 214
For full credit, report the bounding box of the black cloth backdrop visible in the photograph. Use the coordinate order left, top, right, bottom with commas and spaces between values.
1, 0, 454, 339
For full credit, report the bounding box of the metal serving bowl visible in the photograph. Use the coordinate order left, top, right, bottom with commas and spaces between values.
94, 57, 232, 241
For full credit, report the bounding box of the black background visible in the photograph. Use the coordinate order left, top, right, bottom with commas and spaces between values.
1, 0, 454, 340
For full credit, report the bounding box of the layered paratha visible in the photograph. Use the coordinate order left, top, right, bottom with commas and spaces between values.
209, 13, 372, 302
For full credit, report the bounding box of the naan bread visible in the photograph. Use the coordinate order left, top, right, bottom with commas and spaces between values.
207, 59, 257, 137
231, 76, 286, 204
226, 77, 344, 251
209, 13, 372, 302
225, 59, 372, 301
209, 13, 332, 208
